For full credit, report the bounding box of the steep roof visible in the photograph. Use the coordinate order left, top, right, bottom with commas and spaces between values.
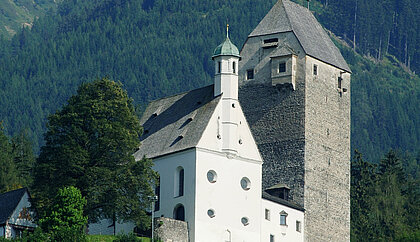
0, 188, 27, 224
249, 0, 350, 72
134, 85, 221, 160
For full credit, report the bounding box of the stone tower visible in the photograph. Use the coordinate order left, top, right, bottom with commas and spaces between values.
238, 0, 351, 241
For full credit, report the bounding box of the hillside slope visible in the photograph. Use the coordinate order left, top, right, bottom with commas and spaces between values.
0, 0, 56, 38
0, 0, 418, 162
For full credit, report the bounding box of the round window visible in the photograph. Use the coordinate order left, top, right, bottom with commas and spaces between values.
240, 177, 251, 190
207, 170, 217, 183
241, 217, 249, 226
207, 209, 215, 218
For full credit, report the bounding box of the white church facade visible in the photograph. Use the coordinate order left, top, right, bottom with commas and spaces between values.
133, 0, 350, 241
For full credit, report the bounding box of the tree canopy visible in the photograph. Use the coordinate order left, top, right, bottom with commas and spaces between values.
32, 78, 157, 228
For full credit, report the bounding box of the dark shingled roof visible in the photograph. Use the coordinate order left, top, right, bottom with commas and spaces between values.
249, 0, 350, 72
0, 188, 27, 224
134, 85, 220, 160
262, 191, 305, 212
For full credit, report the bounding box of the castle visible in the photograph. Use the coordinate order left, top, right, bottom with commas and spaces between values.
133, 0, 351, 241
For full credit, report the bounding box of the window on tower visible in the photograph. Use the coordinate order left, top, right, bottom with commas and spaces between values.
218, 61, 221, 73
247, 69, 254, 80
233, 62, 236, 74
279, 62, 286, 73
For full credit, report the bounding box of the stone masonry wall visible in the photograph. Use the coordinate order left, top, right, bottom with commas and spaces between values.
154, 217, 188, 242
304, 56, 350, 242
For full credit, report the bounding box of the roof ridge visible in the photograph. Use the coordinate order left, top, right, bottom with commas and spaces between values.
148, 84, 214, 104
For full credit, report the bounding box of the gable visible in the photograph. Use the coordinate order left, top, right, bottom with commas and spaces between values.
248, 0, 350, 73
0, 188, 27, 225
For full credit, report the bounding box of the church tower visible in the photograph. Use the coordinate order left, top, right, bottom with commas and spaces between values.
212, 25, 241, 155
238, 0, 351, 241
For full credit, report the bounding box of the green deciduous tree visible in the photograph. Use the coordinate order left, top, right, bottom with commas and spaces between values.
33, 78, 157, 229
40, 186, 87, 240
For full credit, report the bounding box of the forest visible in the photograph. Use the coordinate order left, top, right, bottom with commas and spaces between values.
0, 0, 419, 240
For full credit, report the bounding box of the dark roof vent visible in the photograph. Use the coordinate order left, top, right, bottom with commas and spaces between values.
265, 184, 291, 201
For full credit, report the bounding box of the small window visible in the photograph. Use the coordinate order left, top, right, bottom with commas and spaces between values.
207, 209, 215, 218
233, 62, 236, 74
279, 62, 286, 73
207, 170, 217, 183
240, 177, 251, 191
296, 220, 302, 232
265, 209, 270, 221
338, 76, 342, 89
247, 69, 254, 80
241, 217, 249, 226
270, 234, 275, 242
280, 211, 288, 225
264, 38, 278, 44
313, 64, 318, 76
218, 61, 221, 73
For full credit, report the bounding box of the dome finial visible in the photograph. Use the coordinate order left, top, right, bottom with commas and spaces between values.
226, 23, 229, 39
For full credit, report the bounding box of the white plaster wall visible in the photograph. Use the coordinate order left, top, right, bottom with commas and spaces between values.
261, 198, 304, 242
87, 219, 135, 235
194, 149, 262, 242
153, 149, 197, 241
214, 56, 240, 99
197, 98, 261, 161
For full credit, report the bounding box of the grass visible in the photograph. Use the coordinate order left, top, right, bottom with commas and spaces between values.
86, 235, 152, 242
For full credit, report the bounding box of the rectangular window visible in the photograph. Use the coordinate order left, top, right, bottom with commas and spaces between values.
265, 209, 270, 220
270, 234, 275, 242
155, 177, 160, 211
296, 220, 302, 232
218, 61, 221, 73
264, 38, 278, 44
313, 64, 318, 76
179, 169, 184, 196
280, 214, 287, 225
279, 62, 286, 73
247, 69, 254, 80
338, 76, 342, 89
233, 62, 236, 74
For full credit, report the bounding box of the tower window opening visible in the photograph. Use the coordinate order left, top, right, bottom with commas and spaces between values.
338, 76, 342, 89
279, 62, 286, 73
247, 69, 254, 80
270, 234, 275, 242
313, 64, 318, 76
233, 62, 236, 73
265, 209, 270, 220
264, 38, 278, 44
218, 61, 221, 73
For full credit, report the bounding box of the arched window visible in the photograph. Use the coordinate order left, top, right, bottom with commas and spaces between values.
174, 166, 184, 197
173, 204, 185, 221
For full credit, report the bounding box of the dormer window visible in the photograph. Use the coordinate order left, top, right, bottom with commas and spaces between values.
279, 62, 286, 73
263, 38, 278, 48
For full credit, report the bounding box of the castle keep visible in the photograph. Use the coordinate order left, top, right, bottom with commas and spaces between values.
238, 0, 351, 240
